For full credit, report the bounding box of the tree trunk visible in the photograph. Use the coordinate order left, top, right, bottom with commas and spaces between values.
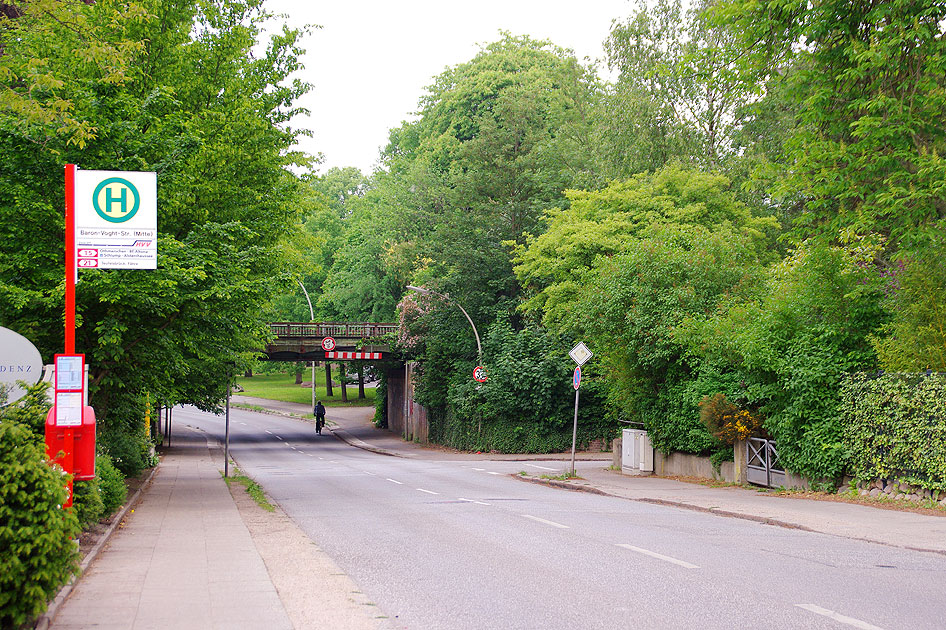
358, 363, 365, 399
325, 362, 333, 398
244, 368, 253, 377
340, 362, 349, 403
294, 362, 303, 385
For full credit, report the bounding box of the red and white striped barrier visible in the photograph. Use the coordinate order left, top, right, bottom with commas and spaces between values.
325, 351, 383, 360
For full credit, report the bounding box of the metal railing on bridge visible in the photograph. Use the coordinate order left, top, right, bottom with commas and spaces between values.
269, 322, 397, 340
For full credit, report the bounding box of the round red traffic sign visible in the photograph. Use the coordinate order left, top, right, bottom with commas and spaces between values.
321, 337, 336, 351
573, 366, 581, 390
473, 366, 488, 382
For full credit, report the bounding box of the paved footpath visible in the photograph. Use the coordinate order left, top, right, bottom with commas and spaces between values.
47, 428, 383, 630
49, 431, 293, 630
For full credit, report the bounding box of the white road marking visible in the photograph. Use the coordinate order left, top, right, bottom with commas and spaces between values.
386, 478, 404, 485
240, 422, 247, 426
522, 515, 569, 529
472, 467, 486, 471
616, 544, 699, 569
265, 430, 273, 434
276, 436, 283, 441
459, 498, 490, 506
363, 471, 377, 476
487, 471, 501, 475
795, 604, 885, 630
525, 463, 557, 471
417, 488, 439, 495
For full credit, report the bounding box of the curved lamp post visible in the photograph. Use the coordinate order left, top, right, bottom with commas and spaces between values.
406, 285, 481, 362
298, 281, 316, 411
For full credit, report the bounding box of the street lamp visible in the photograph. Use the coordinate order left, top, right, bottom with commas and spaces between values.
298, 281, 316, 412
406, 285, 481, 362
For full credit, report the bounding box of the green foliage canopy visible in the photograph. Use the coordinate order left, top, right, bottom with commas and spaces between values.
0, 0, 313, 452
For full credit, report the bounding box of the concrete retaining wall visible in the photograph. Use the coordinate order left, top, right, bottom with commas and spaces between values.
654, 450, 736, 482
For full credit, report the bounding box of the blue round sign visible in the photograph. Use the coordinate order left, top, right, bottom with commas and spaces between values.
573, 366, 581, 390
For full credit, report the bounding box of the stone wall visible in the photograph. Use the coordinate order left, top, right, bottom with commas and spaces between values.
855, 478, 946, 506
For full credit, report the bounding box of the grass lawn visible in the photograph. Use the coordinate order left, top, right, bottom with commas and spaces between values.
236, 371, 376, 408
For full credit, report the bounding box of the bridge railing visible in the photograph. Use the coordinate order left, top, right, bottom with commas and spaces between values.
269, 322, 397, 340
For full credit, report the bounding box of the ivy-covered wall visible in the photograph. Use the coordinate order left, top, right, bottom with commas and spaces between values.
841, 373, 946, 491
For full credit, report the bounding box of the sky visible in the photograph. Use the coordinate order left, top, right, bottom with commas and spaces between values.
263, 0, 634, 176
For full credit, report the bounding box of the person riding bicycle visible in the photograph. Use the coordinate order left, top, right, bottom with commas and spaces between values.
313, 401, 326, 435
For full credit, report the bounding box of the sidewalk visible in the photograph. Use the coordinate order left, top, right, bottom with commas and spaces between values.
47, 430, 291, 630
236, 395, 946, 556
46, 429, 382, 630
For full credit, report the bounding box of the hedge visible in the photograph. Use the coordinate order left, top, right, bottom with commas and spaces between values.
0, 421, 80, 628
841, 373, 946, 490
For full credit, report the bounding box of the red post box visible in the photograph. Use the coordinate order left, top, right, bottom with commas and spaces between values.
44, 406, 96, 480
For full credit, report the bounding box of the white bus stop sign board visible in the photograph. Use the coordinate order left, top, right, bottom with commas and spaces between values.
75, 170, 157, 269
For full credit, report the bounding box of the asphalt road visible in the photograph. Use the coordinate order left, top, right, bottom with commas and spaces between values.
177, 405, 946, 630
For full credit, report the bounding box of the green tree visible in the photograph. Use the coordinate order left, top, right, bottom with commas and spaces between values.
0, 0, 312, 457
720, 0, 946, 247
605, 0, 757, 173
873, 236, 946, 371
514, 164, 779, 331
575, 224, 768, 454
0, 0, 147, 148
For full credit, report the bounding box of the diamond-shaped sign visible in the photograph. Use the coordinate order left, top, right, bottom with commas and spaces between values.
569, 342, 593, 366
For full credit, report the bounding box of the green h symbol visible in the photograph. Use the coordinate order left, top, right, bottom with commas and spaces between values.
104, 185, 128, 217
92, 177, 140, 223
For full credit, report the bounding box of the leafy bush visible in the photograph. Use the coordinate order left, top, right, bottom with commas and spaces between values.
432, 317, 611, 453
0, 381, 51, 437
100, 429, 148, 477
66, 454, 129, 531
680, 242, 888, 480
97, 454, 128, 515
572, 224, 768, 455
0, 421, 80, 628
841, 373, 946, 491
72, 477, 105, 529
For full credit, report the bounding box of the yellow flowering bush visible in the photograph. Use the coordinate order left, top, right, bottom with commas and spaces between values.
699, 393, 763, 445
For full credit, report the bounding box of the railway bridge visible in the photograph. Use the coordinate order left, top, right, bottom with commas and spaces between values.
262, 322, 396, 362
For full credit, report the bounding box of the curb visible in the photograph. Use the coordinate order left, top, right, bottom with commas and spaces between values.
514, 473, 822, 533
230, 403, 308, 421
327, 426, 409, 458
513, 474, 946, 557
35, 462, 161, 630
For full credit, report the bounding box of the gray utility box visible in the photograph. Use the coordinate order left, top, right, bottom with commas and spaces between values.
622, 429, 654, 475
